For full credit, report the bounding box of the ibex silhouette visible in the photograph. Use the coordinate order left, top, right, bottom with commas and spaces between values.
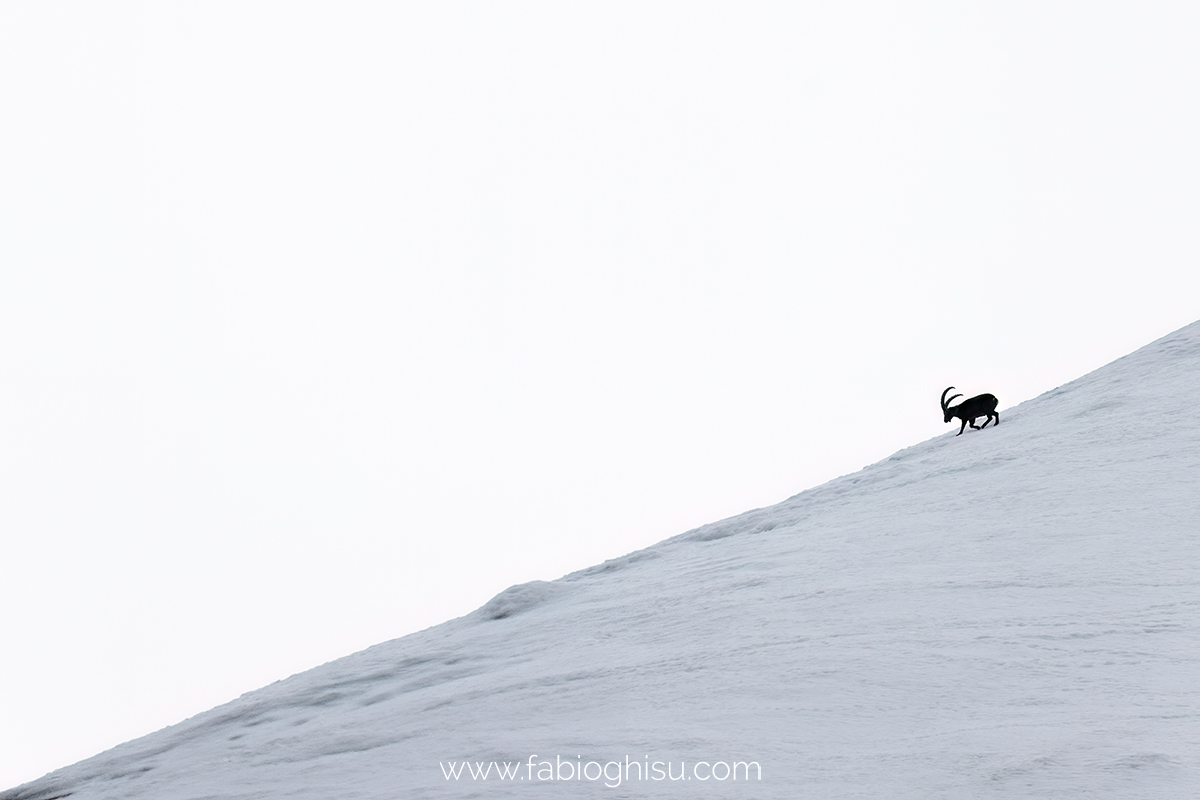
941, 386, 999, 435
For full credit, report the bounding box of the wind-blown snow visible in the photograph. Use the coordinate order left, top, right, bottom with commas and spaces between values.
7, 322, 1200, 799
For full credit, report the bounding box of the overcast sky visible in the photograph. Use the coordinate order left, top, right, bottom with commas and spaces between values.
2, 2, 1198, 789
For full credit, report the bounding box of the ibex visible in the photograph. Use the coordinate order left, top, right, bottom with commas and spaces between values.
941, 386, 999, 435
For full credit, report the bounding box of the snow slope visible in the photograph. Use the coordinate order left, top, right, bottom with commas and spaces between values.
7, 322, 1200, 800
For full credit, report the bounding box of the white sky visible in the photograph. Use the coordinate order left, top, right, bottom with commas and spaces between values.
1, 2, 1197, 789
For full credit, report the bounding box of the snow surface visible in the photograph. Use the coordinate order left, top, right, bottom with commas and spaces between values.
6, 322, 1200, 800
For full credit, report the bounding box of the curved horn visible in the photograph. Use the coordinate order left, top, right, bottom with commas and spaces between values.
941, 386, 962, 412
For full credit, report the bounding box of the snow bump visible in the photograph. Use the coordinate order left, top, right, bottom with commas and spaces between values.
473, 580, 564, 621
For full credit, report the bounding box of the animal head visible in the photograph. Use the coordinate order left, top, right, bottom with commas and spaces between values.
940, 386, 963, 423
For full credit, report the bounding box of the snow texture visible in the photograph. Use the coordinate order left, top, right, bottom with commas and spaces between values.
6, 321, 1200, 799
